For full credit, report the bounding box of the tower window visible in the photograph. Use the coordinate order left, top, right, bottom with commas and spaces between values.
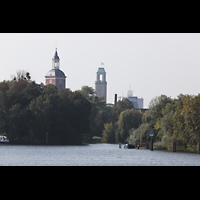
100, 74, 103, 81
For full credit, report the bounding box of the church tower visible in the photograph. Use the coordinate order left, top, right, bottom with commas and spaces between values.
45, 48, 67, 90
95, 67, 107, 103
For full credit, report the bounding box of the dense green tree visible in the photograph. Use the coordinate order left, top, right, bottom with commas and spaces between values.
29, 85, 92, 145
68, 91, 92, 144
116, 108, 142, 143
102, 123, 115, 143
129, 123, 151, 145
172, 94, 188, 145
77, 86, 112, 139
143, 95, 172, 125
142, 95, 172, 142
111, 98, 134, 124
0, 81, 9, 133
173, 94, 200, 149
183, 94, 200, 147
77, 86, 95, 101
29, 84, 59, 144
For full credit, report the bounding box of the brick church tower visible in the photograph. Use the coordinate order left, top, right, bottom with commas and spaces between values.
45, 48, 66, 90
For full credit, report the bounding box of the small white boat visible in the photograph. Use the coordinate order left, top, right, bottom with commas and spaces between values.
0, 135, 9, 143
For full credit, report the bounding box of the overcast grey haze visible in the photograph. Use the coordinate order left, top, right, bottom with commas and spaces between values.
0, 33, 200, 108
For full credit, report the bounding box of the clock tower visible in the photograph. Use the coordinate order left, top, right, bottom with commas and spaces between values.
45, 48, 67, 90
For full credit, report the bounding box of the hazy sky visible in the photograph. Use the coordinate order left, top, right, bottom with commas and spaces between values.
0, 33, 200, 108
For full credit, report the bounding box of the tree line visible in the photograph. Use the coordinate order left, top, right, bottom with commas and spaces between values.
130, 94, 200, 152
0, 75, 91, 145
0, 74, 143, 145
1, 71, 199, 149
84, 84, 200, 152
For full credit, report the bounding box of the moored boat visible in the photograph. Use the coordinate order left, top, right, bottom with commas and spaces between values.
0, 135, 9, 144
124, 143, 135, 149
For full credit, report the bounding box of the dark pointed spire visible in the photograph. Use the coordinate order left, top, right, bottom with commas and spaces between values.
52, 48, 60, 69
53, 48, 60, 60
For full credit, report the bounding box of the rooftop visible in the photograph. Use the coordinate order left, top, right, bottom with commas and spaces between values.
45, 69, 66, 78
97, 68, 105, 73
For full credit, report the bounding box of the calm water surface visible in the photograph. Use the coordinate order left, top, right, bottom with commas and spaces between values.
0, 143, 200, 166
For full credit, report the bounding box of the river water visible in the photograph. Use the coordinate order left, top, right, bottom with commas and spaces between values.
0, 143, 200, 166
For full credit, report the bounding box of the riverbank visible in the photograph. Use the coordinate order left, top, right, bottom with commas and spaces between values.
119, 142, 199, 154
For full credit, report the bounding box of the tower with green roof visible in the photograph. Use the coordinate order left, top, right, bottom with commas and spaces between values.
95, 67, 107, 103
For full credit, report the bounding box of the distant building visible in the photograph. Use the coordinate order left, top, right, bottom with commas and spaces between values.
95, 67, 107, 103
118, 89, 144, 109
137, 97, 144, 109
45, 48, 67, 90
